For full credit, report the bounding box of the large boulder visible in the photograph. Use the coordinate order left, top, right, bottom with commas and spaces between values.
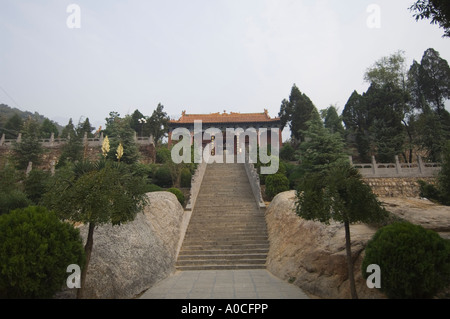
60, 191, 185, 299
265, 191, 385, 299
381, 197, 450, 239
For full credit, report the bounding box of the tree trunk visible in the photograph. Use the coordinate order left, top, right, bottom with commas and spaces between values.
77, 222, 95, 299
344, 220, 358, 299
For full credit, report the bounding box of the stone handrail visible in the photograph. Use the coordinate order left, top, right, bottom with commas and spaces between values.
0, 132, 154, 148
244, 161, 266, 209
185, 160, 207, 211
351, 155, 441, 178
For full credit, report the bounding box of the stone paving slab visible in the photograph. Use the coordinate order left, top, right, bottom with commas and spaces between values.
140, 269, 309, 299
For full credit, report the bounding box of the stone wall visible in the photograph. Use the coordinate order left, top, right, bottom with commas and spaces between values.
0, 143, 156, 170
363, 177, 436, 198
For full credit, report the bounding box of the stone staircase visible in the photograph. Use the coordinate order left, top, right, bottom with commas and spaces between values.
176, 162, 269, 271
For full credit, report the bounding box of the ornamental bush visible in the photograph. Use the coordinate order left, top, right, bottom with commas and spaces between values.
0, 206, 85, 299
167, 188, 185, 206
154, 165, 172, 188
265, 173, 290, 200
180, 168, 192, 188
362, 222, 450, 299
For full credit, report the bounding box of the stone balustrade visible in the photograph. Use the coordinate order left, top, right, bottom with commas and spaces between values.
0, 132, 154, 148
351, 155, 441, 178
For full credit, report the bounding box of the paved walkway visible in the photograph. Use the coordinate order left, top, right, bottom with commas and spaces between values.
139, 269, 310, 299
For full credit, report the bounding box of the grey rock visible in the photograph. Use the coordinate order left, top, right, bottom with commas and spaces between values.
62, 191, 185, 299
265, 191, 385, 299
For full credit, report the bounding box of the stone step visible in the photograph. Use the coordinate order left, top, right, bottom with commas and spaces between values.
187, 220, 266, 226
176, 258, 267, 266
178, 248, 269, 256
182, 239, 269, 247
177, 253, 267, 261
176, 162, 268, 271
175, 264, 267, 271
180, 243, 270, 251
185, 226, 267, 233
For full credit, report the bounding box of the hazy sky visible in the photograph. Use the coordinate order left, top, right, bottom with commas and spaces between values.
1, 0, 449, 132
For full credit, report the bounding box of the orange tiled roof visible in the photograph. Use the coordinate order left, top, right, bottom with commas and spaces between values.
170, 110, 280, 124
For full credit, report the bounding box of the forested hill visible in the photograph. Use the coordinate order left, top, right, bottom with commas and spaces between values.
0, 104, 63, 138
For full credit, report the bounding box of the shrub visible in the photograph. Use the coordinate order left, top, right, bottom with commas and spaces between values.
167, 188, 185, 206
24, 169, 51, 205
265, 173, 290, 200
144, 183, 163, 193
180, 168, 192, 188
154, 165, 172, 188
418, 180, 441, 202
362, 222, 450, 299
156, 147, 171, 164
0, 206, 85, 298
280, 144, 295, 161
0, 190, 32, 216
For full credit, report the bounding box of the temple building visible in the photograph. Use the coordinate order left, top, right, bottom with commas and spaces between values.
168, 110, 282, 155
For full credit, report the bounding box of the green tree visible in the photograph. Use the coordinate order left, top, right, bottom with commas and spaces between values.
364, 84, 407, 163
0, 165, 31, 215
57, 118, 84, 167
0, 206, 85, 299
407, 49, 450, 161
364, 51, 412, 163
61, 118, 76, 139
343, 91, 371, 162
420, 48, 450, 116
298, 116, 348, 173
130, 109, 150, 137
2, 114, 23, 139
40, 118, 59, 139
410, 0, 450, 37
321, 105, 345, 137
77, 117, 95, 138
11, 117, 43, 170
43, 160, 148, 298
296, 163, 388, 299
104, 115, 140, 164
279, 84, 318, 143
23, 169, 51, 205
364, 50, 408, 88
148, 104, 170, 144
265, 173, 290, 200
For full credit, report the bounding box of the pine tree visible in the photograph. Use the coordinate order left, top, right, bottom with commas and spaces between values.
11, 117, 43, 170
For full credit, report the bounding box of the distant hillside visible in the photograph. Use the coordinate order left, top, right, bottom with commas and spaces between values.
0, 104, 64, 138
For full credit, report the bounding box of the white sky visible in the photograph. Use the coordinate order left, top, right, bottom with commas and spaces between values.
1, 0, 449, 135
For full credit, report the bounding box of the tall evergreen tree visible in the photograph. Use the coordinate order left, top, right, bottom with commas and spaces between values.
278, 84, 318, 143
343, 91, 371, 162
77, 118, 95, 138
420, 48, 450, 116
2, 114, 23, 139
40, 118, 59, 139
407, 48, 450, 161
61, 118, 76, 139
11, 117, 43, 170
322, 105, 345, 137
148, 104, 169, 144
104, 114, 140, 164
